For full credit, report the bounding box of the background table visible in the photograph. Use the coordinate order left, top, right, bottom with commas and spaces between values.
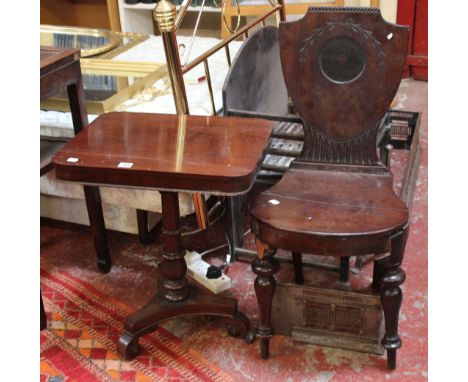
41, 47, 112, 273
53, 111, 273, 358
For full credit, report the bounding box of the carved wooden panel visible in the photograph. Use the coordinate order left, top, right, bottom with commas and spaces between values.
299, 122, 381, 165
279, 7, 409, 166
272, 282, 383, 354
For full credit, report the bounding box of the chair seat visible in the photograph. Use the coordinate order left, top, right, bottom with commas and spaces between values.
250, 166, 409, 255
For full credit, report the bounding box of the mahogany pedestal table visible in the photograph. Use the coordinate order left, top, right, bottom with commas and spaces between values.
53, 111, 273, 358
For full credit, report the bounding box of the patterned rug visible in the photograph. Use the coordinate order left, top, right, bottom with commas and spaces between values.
40, 261, 233, 382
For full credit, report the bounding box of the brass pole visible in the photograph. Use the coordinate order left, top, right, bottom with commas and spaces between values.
175, 0, 192, 31
154, 1, 208, 230
203, 60, 216, 115
154, 1, 189, 114
276, 0, 286, 22
175, 114, 187, 171
224, 45, 231, 67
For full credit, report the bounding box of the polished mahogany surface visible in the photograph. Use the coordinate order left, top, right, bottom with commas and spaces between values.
280, 8, 408, 144
53, 111, 271, 358
250, 165, 408, 255
252, 168, 407, 236
53, 112, 273, 194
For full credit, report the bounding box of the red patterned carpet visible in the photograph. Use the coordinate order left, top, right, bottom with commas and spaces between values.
41, 261, 234, 382
40, 79, 427, 381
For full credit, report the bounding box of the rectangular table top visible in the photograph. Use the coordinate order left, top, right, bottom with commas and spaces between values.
53, 112, 273, 194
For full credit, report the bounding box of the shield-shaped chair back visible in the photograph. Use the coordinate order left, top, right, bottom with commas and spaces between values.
280, 7, 409, 166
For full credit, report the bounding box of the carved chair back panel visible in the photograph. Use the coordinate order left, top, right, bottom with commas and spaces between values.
279, 7, 409, 165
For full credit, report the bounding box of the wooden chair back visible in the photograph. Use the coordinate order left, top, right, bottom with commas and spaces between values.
279, 7, 409, 166
223, 26, 288, 117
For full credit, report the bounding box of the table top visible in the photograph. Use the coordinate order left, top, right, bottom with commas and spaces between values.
40, 46, 80, 77
53, 112, 273, 194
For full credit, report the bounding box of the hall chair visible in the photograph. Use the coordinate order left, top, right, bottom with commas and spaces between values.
222, 23, 396, 275
249, 7, 410, 369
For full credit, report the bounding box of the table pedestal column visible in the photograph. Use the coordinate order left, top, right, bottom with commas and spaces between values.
117, 191, 250, 359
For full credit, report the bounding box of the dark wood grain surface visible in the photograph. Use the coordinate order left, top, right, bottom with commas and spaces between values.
51, 111, 270, 357
251, 165, 408, 255
252, 168, 407, 235
53, 112, 273, 194
280, 8, 409, 144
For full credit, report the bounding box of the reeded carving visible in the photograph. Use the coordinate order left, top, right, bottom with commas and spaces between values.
307, 7, 381, 14
299, 121, 380, 165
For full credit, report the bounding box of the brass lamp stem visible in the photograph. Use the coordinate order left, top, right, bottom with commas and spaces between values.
154, 1, 208, 230
154, 1, 189, 115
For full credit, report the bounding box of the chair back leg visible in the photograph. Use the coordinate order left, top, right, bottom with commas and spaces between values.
339, 256, 350, 283
291, 252, 304, 284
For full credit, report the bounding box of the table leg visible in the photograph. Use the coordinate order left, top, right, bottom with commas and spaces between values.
227, 195, 245, 262
67, 64, 88, 134
67, 66, 111, 274
83, 186, 112, 273
117, 191, 250, 360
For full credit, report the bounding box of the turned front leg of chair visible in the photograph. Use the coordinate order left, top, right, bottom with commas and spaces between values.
380, 226, 409, 370
252, 239, 279, 359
